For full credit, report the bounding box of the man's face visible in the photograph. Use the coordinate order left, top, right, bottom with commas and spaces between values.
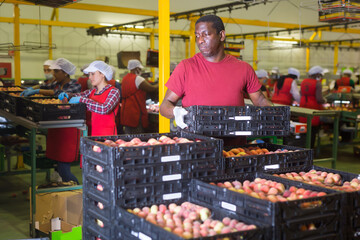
195, 22, 224, 58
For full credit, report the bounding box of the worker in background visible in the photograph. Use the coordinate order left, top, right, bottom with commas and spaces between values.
299, 65, 326, 148
121, 59, 158, 134
59, 61, 120, 136
267, 66, 280, 92
77, 64, 90, 92
355, 71, 360, 85
271, 67, 301, 105
160, 15, 272, 146
108, 65, 123, 134
24, 60, 56, 91
334, 68, 355, 92
255, 69, 270, 98
23, 58, 81, 184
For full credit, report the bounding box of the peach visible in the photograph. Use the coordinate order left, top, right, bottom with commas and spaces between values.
200, 228, 208, 237
214, 222, 225, 233
150, 205, 158, 214
93, 145, 101, 153
276, 195, 287, 202
243, 186, 253, 194
229, 219, 238, 228
232, 180, 242, 187
221, 226, 232, 234
287, 192, 297, 201
203, 218, 212, 228
224, 181, 233, 188
217, 182, 225, 187
283, 190, 291, 198
250, 192, 260, 199
199, 208, 210, 221
173, 227, 183, 236
246, 224, 257, 230
317, 192, 326, 197
97, 219, 104, 228
253, 183, 262, 193
309, 192, 318, 198
115, 139, 125, 144
130, 137, 142, 145
268, 187, 278, 195
267, 195, 278, 202
243, 180, 251, 188
95, 165, 104, 173
275, 183, 285, 193
222, 217, 231, 226
97, 202, 104, 210
159, 204, 167, 214
296, 188, 305, 195
138, 211, 147, 218
147, 138, 158, 145
289, 186, 297, 193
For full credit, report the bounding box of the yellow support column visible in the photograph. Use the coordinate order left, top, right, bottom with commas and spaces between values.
185, 38, 189, 59
158, 0, 170, 133
14, 4, 21, 86
48, 26, 53, 59
189, 18, 196, 57
306, 32, 317, 73
253, 39, 258, 70
306, 47, 310, 73
334, 44, 339, 74
150, 32, 156, 82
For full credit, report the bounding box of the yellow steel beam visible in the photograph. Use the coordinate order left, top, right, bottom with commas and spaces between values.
158, 0, 170, 133
51, 8, 59, 21
309, 32, 317, 41
253, 39, 258, 70
306, 47, 310, 73
150, 32, 155, 82
334, 44, 339, 74
14, 4, 21, 86
4, 0, 160, 17
318, 30, 322, 40
189, 18, 196, 57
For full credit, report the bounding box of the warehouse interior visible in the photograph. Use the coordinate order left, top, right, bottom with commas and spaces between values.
0, 0, 360, 239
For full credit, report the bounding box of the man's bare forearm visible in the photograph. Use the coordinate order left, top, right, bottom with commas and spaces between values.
159, 100, 176, 119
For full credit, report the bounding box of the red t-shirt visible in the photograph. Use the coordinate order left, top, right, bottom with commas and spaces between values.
166, 53, 261, 107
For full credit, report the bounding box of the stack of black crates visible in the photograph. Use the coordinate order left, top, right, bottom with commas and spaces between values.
80, 105, 357, 239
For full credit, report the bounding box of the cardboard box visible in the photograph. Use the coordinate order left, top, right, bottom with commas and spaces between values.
290, 121, 307, 134
30, 189, 83, 226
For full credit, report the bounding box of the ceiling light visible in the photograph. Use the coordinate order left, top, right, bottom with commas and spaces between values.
99, 23, 114, 26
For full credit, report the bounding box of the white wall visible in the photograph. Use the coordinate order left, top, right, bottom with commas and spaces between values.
0, 0, 359, 80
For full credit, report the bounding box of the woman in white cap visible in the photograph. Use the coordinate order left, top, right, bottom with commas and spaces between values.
299, 65, 326, 148
59, 60, 120, 136
271, 67, 301, 105
334, 68, 355, 92
24, 58, 82, 184
255, 69, 270, 98
121, 59, 158, 134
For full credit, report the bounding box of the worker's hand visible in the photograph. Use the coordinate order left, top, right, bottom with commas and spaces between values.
26, 87, 34, 90
58, 92, 69, 101
69, 96, 80, 104
173, 106, 188, 129
21, 89, 39, 97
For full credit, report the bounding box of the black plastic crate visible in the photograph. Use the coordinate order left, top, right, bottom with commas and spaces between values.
269, 165, 360, 239
183, 105, 290, 137
80, 132, 224, 187
83, 179, 270, 240
19, 97, 86, 122
194, 173, 344, 240
224, 143, 313, 175
0, 91, 21, 114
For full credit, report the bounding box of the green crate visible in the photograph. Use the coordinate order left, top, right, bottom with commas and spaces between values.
23, 151, 54, 169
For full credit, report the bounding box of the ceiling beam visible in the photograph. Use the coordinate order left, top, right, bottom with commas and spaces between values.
3, 0, 161, 17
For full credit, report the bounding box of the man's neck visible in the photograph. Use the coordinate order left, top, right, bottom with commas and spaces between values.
202, 50, 226, 63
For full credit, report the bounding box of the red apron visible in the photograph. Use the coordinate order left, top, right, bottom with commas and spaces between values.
46, 128, 80, 162
120, 73, 148, 128
336, 77, 350, 87
88, 86, 119, 136
299, 78, 323, 126
271, 78, 293, 105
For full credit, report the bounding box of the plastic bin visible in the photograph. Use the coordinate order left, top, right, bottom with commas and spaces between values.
195, 173, 344, 240
83, 179, 271, 240
224, 143, 313, 175
183, 105, 290, 137
269, 165, 360, 239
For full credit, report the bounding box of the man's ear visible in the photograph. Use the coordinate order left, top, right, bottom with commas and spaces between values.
220, 30, 226, 42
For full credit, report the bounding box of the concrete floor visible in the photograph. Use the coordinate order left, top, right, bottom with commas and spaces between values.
0, 136, 359, 240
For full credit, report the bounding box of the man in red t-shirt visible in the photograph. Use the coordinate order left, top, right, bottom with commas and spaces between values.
160, 15, 272, 129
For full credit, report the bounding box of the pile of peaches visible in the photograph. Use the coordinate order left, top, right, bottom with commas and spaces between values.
274, 170, 360, 192
223, 146, 299, 157
127, 202, 256, 238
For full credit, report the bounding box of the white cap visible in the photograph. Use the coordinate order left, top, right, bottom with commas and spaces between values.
43, 60, 54, 66
83, 61, 113, 81
288, 67, 300, 79
342, 68, 353, 75
355, 71, 360, 76
127, 59, 144, 71
322, 68, 329, 75
50, 58, 76, 75
271, 66, 279, 74
308, 65, 324, 76
255, 69, 268, 78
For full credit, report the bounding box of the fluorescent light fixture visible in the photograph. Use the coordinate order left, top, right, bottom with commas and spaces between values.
99, 23, 114, 26
273, 40, 298, 45
124, 25, 145, 29
21, 80, 24, 84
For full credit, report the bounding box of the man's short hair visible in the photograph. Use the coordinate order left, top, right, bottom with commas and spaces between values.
195, 15, 225, 34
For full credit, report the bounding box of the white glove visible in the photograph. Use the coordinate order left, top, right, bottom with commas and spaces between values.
173, 106, 188, 129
